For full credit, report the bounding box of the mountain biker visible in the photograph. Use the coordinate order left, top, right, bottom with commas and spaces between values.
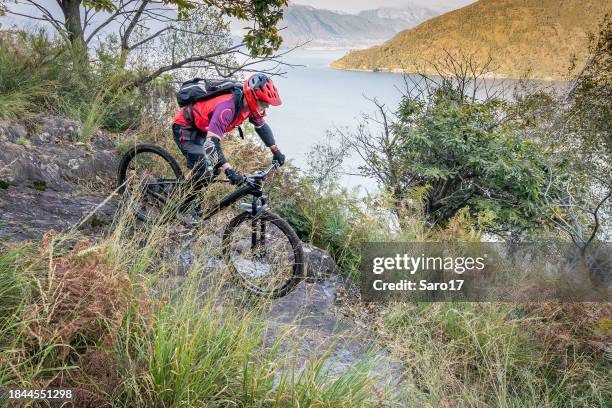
172, 74, 286, 191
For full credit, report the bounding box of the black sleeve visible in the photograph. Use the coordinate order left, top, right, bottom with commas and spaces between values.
253, 123, 276, 147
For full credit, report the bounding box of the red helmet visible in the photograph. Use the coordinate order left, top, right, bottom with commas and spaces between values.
243, 74, 282, 120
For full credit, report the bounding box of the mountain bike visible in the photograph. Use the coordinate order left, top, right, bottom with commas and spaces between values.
117, 144, 304, 298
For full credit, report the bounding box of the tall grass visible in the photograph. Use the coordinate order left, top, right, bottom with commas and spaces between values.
109, 186, 389, 406
0, 182, 392, 407
0, 30, 145, 138
378, 302, 611, 407
270, 177, 388, 277
0, 244, 32, 385
0, 31, 59, 120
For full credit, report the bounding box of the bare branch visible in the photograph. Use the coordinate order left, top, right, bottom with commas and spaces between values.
85, 0, 139, 43
24, 0, 63, 25
82, 5, 91, 32
133, 43, 244, 85
5, 10, 49, 22
583, 188, 612, 250
127, 25, 172, 50
9, 0, 67, 35
121, 0, 149, 51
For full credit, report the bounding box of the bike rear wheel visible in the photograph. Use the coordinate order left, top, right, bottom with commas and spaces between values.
222, 211, 304, 298
117, 144, 183, 223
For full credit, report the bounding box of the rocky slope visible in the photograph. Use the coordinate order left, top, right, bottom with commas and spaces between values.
0, 115, 119, 241
0, 115, 340, 278
331, 0, 612, 79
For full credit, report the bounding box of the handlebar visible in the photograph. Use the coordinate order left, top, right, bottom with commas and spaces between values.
243, 160, 280, 182
211, 161, 280, 185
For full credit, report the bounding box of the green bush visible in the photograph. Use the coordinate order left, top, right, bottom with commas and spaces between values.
0, 30, 145, 135
272, 174, 387, 276
0, 31, 60, 120
391, 88, 551, 235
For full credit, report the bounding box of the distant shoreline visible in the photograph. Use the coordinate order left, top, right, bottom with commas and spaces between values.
279, 45, 373, 52
328, 64, 564, 82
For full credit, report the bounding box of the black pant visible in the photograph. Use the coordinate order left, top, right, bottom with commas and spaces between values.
172, 124, 216, 211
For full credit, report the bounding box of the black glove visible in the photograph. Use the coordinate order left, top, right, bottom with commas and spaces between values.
225, 168, 244, 185
272, 149, 285, 166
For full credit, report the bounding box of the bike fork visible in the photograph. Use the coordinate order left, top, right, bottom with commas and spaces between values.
251, 193, 268, 257
251, 218, 266, 250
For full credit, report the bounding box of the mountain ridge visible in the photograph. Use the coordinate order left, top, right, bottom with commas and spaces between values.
230, 4, 438, 49
330, 0, 612, 79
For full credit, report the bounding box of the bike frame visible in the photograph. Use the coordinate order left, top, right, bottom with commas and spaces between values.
146, 162, 278, 221
200, 176, 269, 221
132, 159, 301, 296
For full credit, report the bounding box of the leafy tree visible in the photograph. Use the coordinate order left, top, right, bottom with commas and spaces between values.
529, 16, 612, 253
398, 90, 547, 233
335, 53, 550, 238
5, 0, 290, 81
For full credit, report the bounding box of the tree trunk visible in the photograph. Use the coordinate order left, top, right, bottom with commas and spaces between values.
391, 186, 411, 232
59, 0, 88, 67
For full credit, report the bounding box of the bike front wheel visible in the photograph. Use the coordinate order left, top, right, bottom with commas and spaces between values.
222, 211, 304, 298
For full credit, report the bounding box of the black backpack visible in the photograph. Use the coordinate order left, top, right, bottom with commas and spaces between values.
176, 78, 245, 137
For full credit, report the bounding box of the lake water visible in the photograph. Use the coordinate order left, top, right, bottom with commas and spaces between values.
262, 49, 565, 194
264, 50, 406, 193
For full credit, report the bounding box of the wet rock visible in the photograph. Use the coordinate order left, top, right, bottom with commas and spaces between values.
0, 114, 121, 242
169, 236, 339, 284
303, 243, 336, 281
0, 121, 27, 143
264, 276, 405, 398
0, 185, 117, 241
267, 274, 349, 326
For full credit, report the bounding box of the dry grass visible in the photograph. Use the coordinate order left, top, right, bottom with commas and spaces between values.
0, 185, 391, 407
333, 299, 612, 407
527, 303, 612, 356
24, 233, 138, 352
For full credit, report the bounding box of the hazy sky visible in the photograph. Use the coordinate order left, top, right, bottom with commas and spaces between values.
2, 0, 478, 35
291, 0, 477, 13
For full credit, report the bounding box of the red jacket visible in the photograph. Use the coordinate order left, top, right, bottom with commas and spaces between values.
173, 94, 264, 137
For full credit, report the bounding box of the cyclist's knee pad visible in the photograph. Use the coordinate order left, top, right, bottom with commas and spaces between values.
203, 137, 227, 168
